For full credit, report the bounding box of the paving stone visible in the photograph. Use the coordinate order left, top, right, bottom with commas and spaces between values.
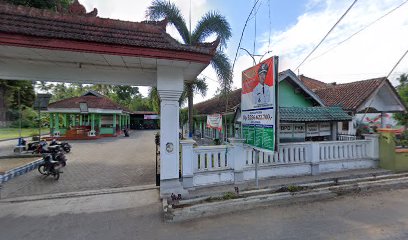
0, 130, 157, 199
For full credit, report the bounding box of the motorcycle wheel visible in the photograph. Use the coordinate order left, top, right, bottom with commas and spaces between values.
38, 165, 47, 175
64, 147, 71, 153
53, 171, 60, 180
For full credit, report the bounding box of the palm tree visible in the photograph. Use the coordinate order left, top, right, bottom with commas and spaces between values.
146, 0, 232, 137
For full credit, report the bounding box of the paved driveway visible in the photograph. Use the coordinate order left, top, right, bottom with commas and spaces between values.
0, 130, 157, 199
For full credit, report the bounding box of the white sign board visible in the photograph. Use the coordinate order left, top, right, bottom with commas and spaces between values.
306, 123, 319, 137
319, 122, 331, 136
280, 123, 293, 138
293, 123, 306, 138
207, 114, 223, 131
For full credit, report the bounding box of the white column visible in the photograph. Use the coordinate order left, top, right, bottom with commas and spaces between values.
331, 122, 337, 141
157, 66, 186, 197
381, 112, 386, 128
363, 134, 379, 159
180, 139, 196, 188
228, 138, 246, 183
309, 142, 320, 175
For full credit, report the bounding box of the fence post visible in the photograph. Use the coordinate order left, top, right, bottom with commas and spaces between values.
363, 134, 379, 159
180, 139, 196, 188
229, 138, 246, 183
310, 142, 320, 175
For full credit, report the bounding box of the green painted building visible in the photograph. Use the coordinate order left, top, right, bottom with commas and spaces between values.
192, 70, 351, 142
47, 91, 130, 139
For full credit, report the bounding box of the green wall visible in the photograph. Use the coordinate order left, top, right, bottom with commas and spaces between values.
279, 80, 313, 107
379, 130, 408, 171
100, 128, 114, 135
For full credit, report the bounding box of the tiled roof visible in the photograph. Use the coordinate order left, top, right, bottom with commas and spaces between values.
132, 111, 158, 115
0, 1, 217, 55
280, 107, 351, 122
48, 95, 128, 112
299, 75, 328, 90
193, 89, 242, 115
313, 78, 385, 111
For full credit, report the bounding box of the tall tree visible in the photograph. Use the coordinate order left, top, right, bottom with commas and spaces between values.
394, 73, 408, 127
147, 0, 232, 137
148, 87, 160, 113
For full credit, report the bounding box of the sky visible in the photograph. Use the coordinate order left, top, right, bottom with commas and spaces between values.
81, 0, 408, 103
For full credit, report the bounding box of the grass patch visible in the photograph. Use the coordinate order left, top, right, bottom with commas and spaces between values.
207, 192, 238, 202
276, 185, 306, 193
0, 128, 49, 140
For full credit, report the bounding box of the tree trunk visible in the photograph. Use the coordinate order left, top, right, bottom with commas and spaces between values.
188, 84, 194, 138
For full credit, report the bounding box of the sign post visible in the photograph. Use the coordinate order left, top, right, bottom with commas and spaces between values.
241, 56, 279, 187
33, 94, 52, 140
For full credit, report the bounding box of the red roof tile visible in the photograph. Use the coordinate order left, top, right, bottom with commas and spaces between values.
48, 95, 128, 112
312, 77, 385, 111
299, 75, 328, 90
193, 89, 242, 115
0, 1, 217, 56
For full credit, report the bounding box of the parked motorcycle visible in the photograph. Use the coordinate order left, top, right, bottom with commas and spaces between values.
37, 151, 67, 180
123, 128, 130, 137
49, 139, 72, 153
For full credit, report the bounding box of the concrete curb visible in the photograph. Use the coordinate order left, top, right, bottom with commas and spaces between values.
0, 154, 41, 159
164, 176, 408, 222
0, 184, 159, 203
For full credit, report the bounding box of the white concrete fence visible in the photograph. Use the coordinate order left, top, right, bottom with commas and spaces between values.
180, 134, 379, 188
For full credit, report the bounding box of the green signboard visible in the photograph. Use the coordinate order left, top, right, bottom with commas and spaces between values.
241, 56, 278, 151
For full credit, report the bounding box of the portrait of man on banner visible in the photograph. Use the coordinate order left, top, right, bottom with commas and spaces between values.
241, 56, 278, 151
252, 63, 271, 105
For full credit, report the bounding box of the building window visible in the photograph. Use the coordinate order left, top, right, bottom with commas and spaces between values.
342, 121, 349, 131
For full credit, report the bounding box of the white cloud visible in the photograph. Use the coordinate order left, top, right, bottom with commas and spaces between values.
80, 0, 213, 97
257, 0, 408, 85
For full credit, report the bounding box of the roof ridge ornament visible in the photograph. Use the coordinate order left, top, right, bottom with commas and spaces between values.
68, 0, 97, 17
141, 18, 168, 31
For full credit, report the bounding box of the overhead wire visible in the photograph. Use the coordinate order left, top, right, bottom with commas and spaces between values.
253, 0, 257, 56
232, 0, 262, 72
308, 0, 408, 63
267, 0, 271, 51
294, 0, 358, 71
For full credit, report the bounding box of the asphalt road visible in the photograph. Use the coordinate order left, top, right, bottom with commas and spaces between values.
1, 187, 408, 240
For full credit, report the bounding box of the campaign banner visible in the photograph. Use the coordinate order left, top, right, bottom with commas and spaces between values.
241, 56, 278, 151
206, 114, 223, 131
144, 115, 159, 120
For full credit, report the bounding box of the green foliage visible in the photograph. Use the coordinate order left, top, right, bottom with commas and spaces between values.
213, 138, 221, 145
222, 192, 236, 200
148, 87, 160, 113
395, 130, 408, 147
147, 0, 232, 136
180, 108, 188, 126
0, 80, 35, 109
9, 107, 38, 128
111, 86, 140, 107
394, 73, 408, 126
42, 82, 152, 112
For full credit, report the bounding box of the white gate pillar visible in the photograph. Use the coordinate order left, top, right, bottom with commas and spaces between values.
380, 112, 387, 128
157, 66, 187, 197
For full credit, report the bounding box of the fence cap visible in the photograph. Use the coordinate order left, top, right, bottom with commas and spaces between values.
377, 128, 399, 133
180, 139, 196, 145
